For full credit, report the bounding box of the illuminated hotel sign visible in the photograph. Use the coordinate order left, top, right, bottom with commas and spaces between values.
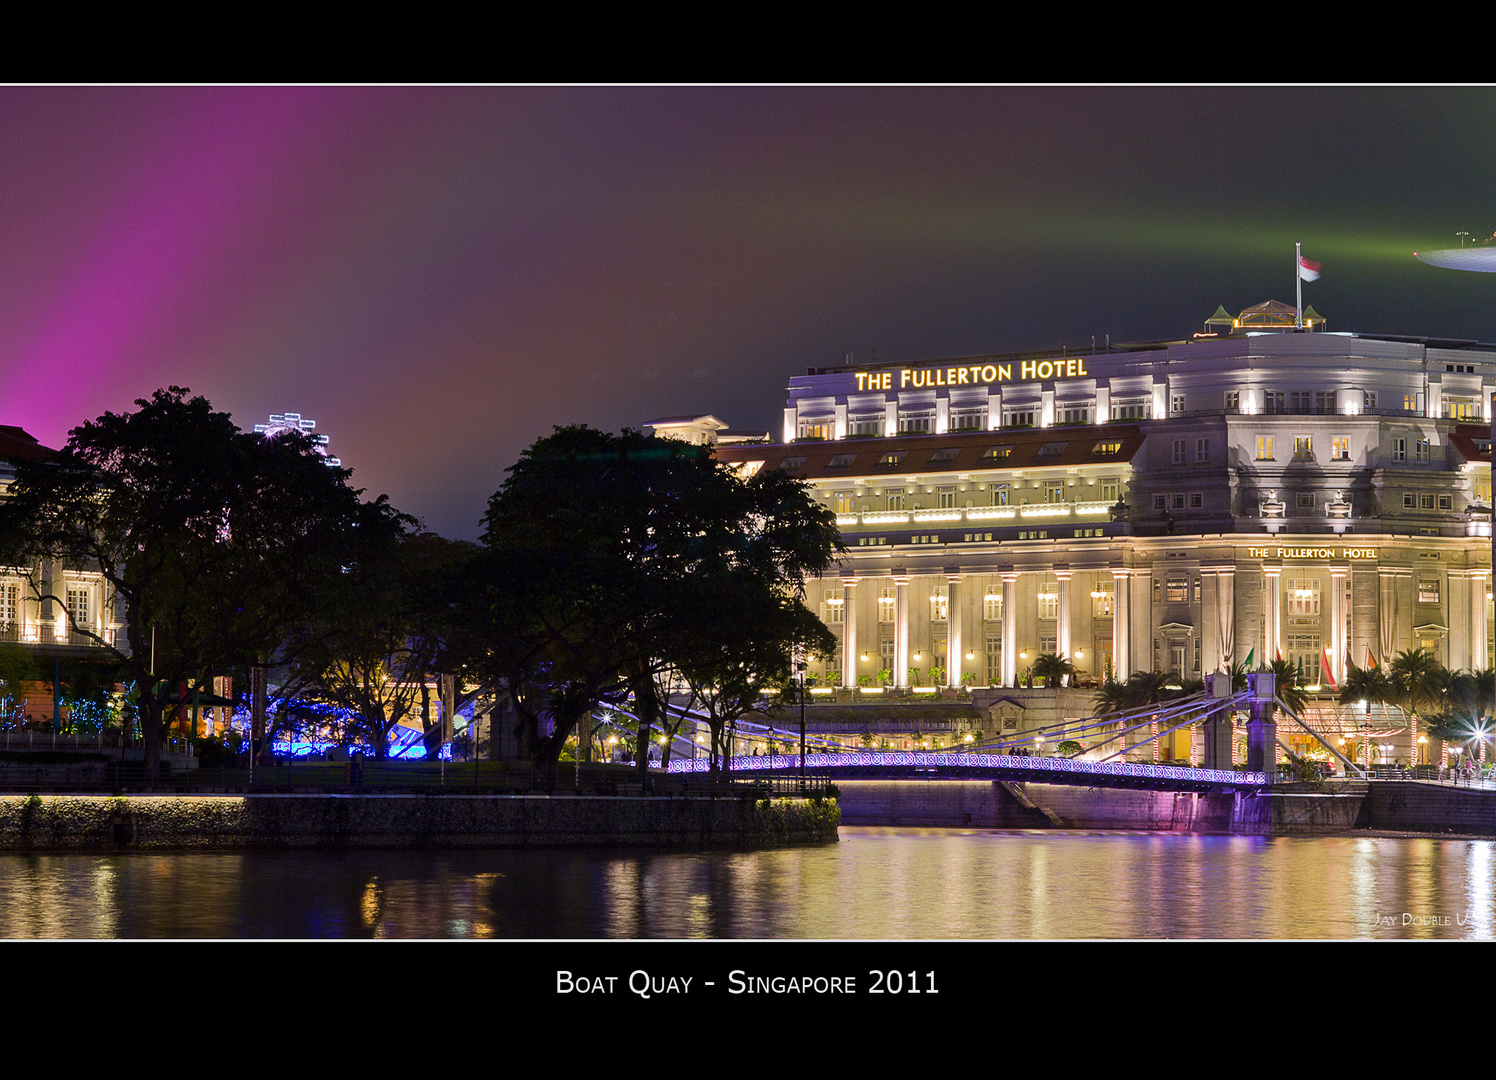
855, 358, 1090, 392
1247, 547, 1377, 559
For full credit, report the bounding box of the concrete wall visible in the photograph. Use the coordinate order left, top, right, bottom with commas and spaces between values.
0, 794, 840, 852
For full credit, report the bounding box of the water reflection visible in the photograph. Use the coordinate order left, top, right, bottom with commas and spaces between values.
0, 830, 1493, 938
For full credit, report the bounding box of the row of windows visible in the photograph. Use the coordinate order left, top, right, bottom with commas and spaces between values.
806, 385, 1490, 441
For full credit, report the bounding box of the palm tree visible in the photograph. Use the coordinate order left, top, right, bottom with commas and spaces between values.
1031, 652, 1077, 688
1338, 661, 1393, 712
1388, 648, 1448, 721
1267, 658, 1308, 717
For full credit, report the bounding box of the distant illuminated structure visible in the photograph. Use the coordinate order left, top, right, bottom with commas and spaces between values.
253, 412, 342, 467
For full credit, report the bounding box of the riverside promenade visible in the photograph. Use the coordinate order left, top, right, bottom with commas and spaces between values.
0, 792, 841, 852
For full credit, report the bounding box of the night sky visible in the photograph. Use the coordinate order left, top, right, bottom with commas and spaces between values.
2, 86, 1493, 540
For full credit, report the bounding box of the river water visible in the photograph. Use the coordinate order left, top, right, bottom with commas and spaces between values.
0, 827, 1490, 939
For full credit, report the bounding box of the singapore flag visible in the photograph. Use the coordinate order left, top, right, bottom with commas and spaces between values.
1298, 256, 1321, 282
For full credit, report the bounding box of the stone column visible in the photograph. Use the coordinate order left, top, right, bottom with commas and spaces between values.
893, 573, 910, 688
1002, 569, 1019, 687
1329, 564, 1349, 686
1262, 561, 1282, 665
1112, 568, 1131, 681
946, 572, 964, 688
1213, 565, 1236, 671
1472, 570, 1489, 674
1054, 568, 1072, 665
1448, 571, 1470, 673
842, 577, 859, 689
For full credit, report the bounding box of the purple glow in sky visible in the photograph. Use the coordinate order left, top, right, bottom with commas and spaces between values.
2, 87, 1493, 538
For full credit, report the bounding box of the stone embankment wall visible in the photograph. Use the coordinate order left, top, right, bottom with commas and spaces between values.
0, 794, 840, 852
840, 778, 1496, 836
837, 780, 1236, 830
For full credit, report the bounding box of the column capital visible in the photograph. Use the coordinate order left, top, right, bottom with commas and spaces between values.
1053, 569, 1073, 581
1262, 561, 1283, 577
840, 576, 861, 587
945, 572, 965, 584
1002, 570, 1020, 583
891, 575, 911, 586
1111, 567, 1132, 580
1328, 563, 1350, 578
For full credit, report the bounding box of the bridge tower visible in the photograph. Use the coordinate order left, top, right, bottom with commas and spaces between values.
1201, 671, 1234, 770
1246, 671, 1277, 777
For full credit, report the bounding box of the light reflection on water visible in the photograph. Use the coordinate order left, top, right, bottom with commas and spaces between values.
0, 828, 1492, 939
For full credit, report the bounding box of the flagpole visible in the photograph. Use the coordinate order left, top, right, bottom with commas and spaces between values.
1296, 241, 1303, 328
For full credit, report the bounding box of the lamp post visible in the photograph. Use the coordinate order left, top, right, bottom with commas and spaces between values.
797, 658, 807, 786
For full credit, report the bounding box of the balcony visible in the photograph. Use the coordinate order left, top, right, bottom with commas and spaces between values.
0, 622, 116, 648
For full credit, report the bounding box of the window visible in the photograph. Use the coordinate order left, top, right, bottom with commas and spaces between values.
1111, 399, 1150, 420
1092, 580, 1114, 617
887, 489, 907, 511
1332, 436, 1350, 461
1039, 635, 1057, 655
1092, 440, 1122, 455
1172, 439, 1186, 464
1225, 390, 1240, 412
992, 484, 1009, 506
1294, 436, 1313, 461
1059, 405, 1092, 424
0, 582, 17, 628
66, 585, 89, 630
931, 583, 948, 622
1419, 579, 1440, 604
1296, 492, 1315, 509
1416, 438, 1432, 464
1189, 492, 1203, 509
1403, 492, 1416, 509
848, 416, 882, 437
832, 491, 856, 513
1404, 393, 1420, 413
824, 592, 844, 624
983, 445, 1014, 461
1036, 441, 1068, 458
1038, 583, 1057, 620
1287, 578, 1319, 616
986, 636, 1002, 685
878, 588, 895, 624
1196, 438, 1209, 463
1444, 398, 1481, 420
899, 412, 934, 434
881, 637, 895, 668
1003, 408, 1037, 428
1101, 478, 1119, 503
937, 486, 957, 508
1363, 391, 1378, 410
1314, 391, 1335, 414
1420, 493, 1435, 510
1153, 494, 1167, 510
797, 418, 833, 440
1171, 394, 1186, 415
1263, 391, 1285, 414
1285, 634, 1321, 686
1165, 579, 1188, 603
1438, 494, 1454, 511
878, 451, 906, 467
1044, 481, 1064, 504
983, 588, 1003, 622
930, 447, 959, 463
1171, 493, 1186, 510
1392, 438, 1406, 463
1256, 436, 1275, 461
1018, 530, 1047, 539
950, 408, 985, 431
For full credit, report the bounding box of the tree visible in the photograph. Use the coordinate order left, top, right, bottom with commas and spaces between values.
0, 388, 400, 778
1388, 648, 1447, 721
475, 426, 842, 772
295, 530, 469, 760
1031, 652, 1077, 688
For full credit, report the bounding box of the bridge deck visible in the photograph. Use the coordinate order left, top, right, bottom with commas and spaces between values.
668, 751, 1267, 792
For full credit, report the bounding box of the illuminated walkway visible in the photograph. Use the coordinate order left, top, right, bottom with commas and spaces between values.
667, 750, 1267, 792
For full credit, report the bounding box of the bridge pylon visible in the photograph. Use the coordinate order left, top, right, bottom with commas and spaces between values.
1246, 671, 1277, 779
1202, 671, 1234, 771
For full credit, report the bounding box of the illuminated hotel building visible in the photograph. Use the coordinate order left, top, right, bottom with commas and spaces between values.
659, 303, 1496, 766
